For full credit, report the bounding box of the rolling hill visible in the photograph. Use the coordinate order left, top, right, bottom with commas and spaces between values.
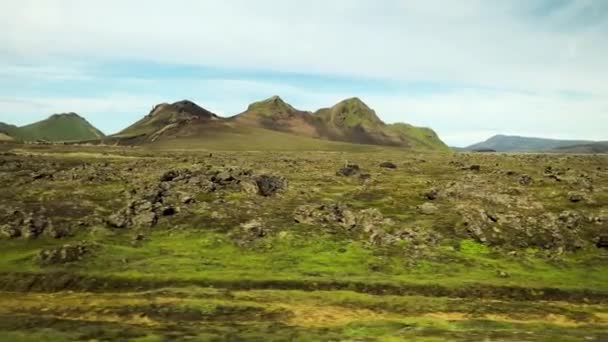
229, 96, 448, 150
1, 113, 105, 142
0, 122, 18, 139
465, 135, 593, 152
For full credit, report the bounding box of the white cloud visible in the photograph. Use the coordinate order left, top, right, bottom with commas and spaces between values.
0, 0, 606, 145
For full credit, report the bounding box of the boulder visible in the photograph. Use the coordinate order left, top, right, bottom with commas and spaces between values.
240, 180, 259, 194
568, 192, 584, 203
20, 216, 50, 239
0, 224, 20, 239
294, 203, 390, 232
38, 242, 92, 265
240, 219, 266, 238
254, 175, 287, 196
43, 225, 70, 239
424, 188, 439, 200
132, 212, 157, 228
161, 206, 176, 216
379, 162, 397, 169
106, 210, 131, 228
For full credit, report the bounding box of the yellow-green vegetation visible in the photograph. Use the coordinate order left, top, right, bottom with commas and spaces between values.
314, 97, 384, 129
0, 144, 607, 340
151, 125, 390, 152
387, 123, 449, 151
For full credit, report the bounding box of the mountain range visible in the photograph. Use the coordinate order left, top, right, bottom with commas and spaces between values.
464, 134, 601, 153
88, 96, 447, 150
3, 99, 605, 153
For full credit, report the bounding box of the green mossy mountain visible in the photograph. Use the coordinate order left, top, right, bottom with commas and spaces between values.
2, 113, 105, 142
231, 96, 448, 150
314, 97, 383, 129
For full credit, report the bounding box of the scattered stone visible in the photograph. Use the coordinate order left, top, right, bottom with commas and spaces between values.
132, 212, 157, 228
469, 165, 481, 172
20, 215, 51, 239
424, 188, 439, 200
31, 171, 54, 180
519, 174, 533, 186
337, 163, 360, 177
294, 203, 392, 238
240, 180, 259, 194
106, 211, 131, 228
254, 175, 287, 196
160, 169, 191, 182
568, 192, 584, 203
497, 270, 510, 278
212, 171, 236, 185
0, 224, 20, 239
182, 196, 196, 204
240, 219, 266, 238
43, 225, 70, 239
379, 162, 397, 169
38, 242, 92, 265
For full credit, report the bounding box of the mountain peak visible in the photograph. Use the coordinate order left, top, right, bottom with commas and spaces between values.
50, 112, 83, 120
247, 95, 293, 111
339, 97, 366, 106
147, 100, 218, 120
319, 97, 384, 128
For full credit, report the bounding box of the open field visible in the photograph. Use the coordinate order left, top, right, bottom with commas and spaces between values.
0, 143, 607, 341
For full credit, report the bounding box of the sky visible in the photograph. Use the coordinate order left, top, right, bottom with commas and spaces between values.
0, 0, 607, 147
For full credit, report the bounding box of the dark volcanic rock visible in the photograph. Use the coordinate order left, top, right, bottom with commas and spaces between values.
162, 206, 176, 216
379, 162, 397, 169
107, 210, 131, 228
424, 188, 439, 200
31, 170, 54, 180
568, 192, 584, 203
20, 215, 51, 239
255, 175, 287, 196
597, 235, 608, 248
0, 224, 20, 239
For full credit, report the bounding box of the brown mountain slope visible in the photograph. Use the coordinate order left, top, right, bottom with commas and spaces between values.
113, 100, 224, 143
231, 96, 318, 136
233, 96, 448, 150
110, 97, 447, 151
